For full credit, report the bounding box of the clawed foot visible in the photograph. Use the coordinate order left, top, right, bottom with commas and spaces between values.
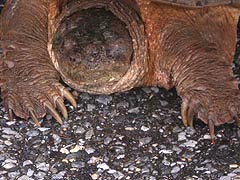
2, 82, 76, 126
180, 90, 240, 143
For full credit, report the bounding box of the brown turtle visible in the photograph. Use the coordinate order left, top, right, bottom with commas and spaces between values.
1, 0, 240, 142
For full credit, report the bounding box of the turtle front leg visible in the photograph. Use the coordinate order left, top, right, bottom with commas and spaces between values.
143, 5, 240, 142
0, 0, 76, 125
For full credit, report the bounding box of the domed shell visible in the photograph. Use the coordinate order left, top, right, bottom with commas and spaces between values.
152, 0, 240, 7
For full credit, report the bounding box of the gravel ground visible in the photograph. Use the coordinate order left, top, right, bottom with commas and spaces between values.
0, 1, 240, 180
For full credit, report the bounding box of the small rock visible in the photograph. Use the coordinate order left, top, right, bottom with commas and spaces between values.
160, 100, 168, 106
128, 107, 140, 114
70, 145, 83, 153
87, 104, 95, 111
52, 171, 66, 179
85, 129, 94, 140
96, 95, 112, 105
18, 175, 34, 180
75, 127, 86, 134
116, 101, 129, 108
23, 160, 33, 167
91, 173, 99, 180
178, 132, 187, 141
26, 130, 39, 137
159, 149, 173, 154
104, 137, 112, 145
139, 137, 152, 146
71, 161, 85, 168
229, 164, 239, 169
26, 169, 34, 177
85, 147, 95, 154
182, 140, 198, 148
97, 163, 110, 170
36, 162, 49, 172
141, 126, 150, 132
2, 128, 19, 136
60, 147, 70, 154
171, 166, 180, 174
2, 163, 16, 169
219, 176, 231, 180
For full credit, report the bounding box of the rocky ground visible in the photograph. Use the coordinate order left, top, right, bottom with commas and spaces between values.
0, 1, 240, 180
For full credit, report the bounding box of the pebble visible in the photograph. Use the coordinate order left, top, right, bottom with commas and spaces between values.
219, 176, 231, 180
26, 169, 34, 177
36, 162, 49, 172
128, 107, 140, 114
75, 127, 86, 134
60, 147, 70, 154
71, 161, 85, 168
178, 132, 187, 141
85, 146, 95, 154
2, 163, 16, 169
18, 175, 34, 180
104, 137, 112, 145
52, 134, 62, 145
96, 95, 112, 105
26, 130, 39, 137
141, 126, 150, 132
229, 164, 239, 169
91, 173, 99, 180
87, 104, 96, 111
139, 137, 152, 146
4, 140, 12, 146
160, 100, 168, 107
35, 171, 46, 179
2, 128, 19, 136
52, 171, 66, 179
171, 166, 181, 174
85, 129, 94, 139
182, 140, 198, 148
97, 163, 110, 170
23, 160, 33, 167
159, 149, 173, 154
70, 145, 83, 153
117, 101, 129, 108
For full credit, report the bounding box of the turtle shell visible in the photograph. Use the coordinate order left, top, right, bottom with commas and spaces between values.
152, 0, 240, 7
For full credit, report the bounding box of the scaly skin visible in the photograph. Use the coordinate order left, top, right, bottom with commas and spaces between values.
137, 0, 240, 141
0, 0, 76, 125
0, 0, 240, 142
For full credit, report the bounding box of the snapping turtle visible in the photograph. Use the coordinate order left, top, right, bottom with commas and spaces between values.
1, 0, 240, 142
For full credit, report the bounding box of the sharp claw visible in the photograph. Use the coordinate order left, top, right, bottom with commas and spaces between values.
188, 110, 194, 128
44, 102, 63, 125
56, 85, 77, 108
29, 110, 40, 127
208, 120, 215, 144
56, 98, 68, 120
8, 108, 13, 121
235, 118, 240, 128
181, 101, 188, 127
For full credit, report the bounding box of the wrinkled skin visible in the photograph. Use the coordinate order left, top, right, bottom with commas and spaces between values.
0, 0, 240, 142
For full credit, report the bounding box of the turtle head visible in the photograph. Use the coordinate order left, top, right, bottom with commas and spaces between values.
48, 0, 148, 94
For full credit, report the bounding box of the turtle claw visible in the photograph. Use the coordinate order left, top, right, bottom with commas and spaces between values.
181, 100, 194, 127
29, 110, 40, 127
181, 101, 188, 127
8, 108, 13, 121
235, 118, 240, 128
44, 101, 63, 125
56, 98, 68, 120
208, 120, 215, 144
56, 84, 77, 108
